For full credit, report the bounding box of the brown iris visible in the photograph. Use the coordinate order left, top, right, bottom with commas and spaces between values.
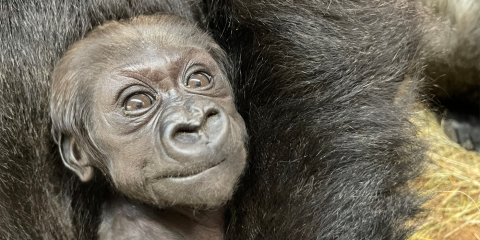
186, 72, 210, 88
125, 94, 152, 111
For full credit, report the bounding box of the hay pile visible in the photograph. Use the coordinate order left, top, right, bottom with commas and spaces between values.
410, 108, 480, 240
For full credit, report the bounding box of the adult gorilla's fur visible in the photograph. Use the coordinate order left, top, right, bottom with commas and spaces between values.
0, 1, 426, 239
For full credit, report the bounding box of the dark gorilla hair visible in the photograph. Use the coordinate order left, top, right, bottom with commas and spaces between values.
0, 2, 207, 239
0, 0, 426, 240
207, 1, 426, 239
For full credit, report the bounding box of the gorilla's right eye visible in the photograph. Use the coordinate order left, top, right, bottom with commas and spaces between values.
125, 94, 152, 111
186, 72, 211, 88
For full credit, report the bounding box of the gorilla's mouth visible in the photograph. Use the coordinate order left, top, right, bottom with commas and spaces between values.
162, 158, 226, 179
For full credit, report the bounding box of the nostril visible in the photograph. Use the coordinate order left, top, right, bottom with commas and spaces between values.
206, 110, 218, 120
203, 109, 224, 135
204, 109, 219, 124
172, 125, 201, 144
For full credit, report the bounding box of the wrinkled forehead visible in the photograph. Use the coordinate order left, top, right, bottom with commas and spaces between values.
118, 46, 217, 72
81, 44, 222, 89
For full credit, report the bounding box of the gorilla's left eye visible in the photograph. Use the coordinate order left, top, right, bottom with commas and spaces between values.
125, 94, 152, 111
186, 72, 211, 88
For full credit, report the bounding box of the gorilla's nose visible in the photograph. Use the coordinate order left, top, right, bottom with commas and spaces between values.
160, 102, 229, 163
171, 108, 221, 144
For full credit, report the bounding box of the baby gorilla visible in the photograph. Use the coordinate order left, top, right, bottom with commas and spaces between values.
50, 15, 247, 239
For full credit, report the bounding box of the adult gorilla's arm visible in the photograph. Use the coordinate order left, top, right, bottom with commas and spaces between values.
207, 1, 426, 239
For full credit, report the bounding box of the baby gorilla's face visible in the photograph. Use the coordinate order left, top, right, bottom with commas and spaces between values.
91, 46, 247, 207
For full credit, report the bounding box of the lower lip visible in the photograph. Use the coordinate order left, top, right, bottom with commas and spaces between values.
165, 158, 227, 180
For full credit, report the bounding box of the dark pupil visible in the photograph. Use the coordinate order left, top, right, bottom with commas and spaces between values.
136, 101, 143, 108
195, 80, 202, 87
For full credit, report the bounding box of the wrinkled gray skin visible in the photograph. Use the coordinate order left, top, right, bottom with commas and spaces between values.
50, 15, 247, 240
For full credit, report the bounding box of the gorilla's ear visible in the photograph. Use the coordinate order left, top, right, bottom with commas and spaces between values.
58, 135, 94, 182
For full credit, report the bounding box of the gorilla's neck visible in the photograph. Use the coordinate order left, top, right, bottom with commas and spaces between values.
98, 195, 225, 240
